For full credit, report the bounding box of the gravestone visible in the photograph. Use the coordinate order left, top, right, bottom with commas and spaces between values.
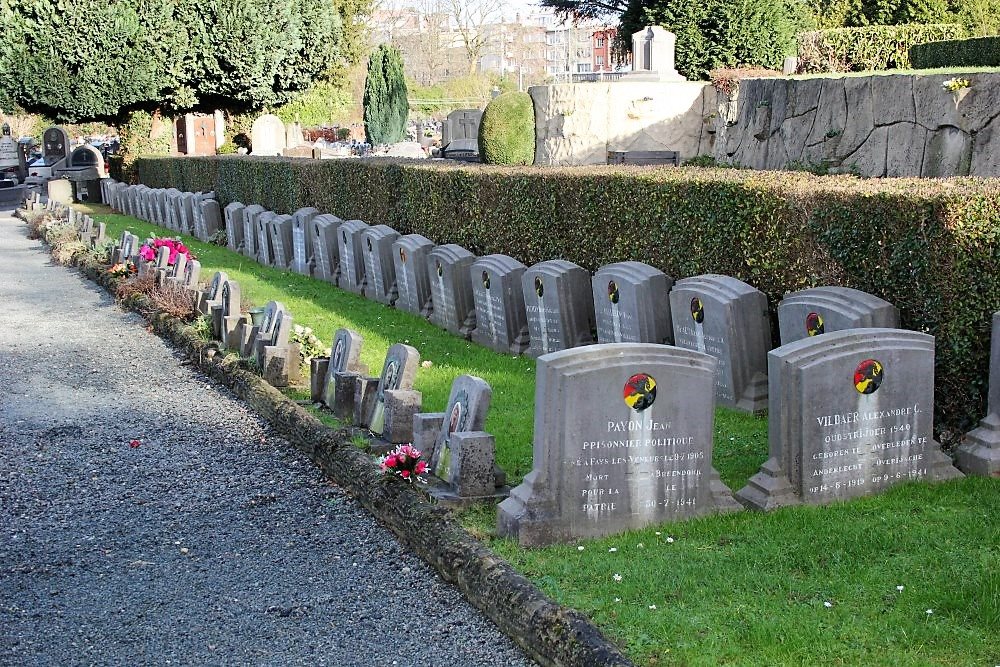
200, 199, 223, 241
362, 225, 400, 306
153, 190, 169, 227
259, 308, 299, 387
268, 213, 295, 269
623, 26, 685, 82
322, 328, 367, 412
165, 190, 183, 230
199, 271, 228, 316
442, 109, 482, 158
736, 329, 963, 510
392, 234, 436, 317
181, 258, 201, 291
498, 343, 741, 547
471, 254, 530, 355
364, 343, 420, 439
427, 244, 477, 338
670, 274, 770, 413
592, 261, 673, 345
219, 279, 245, 350
241, 204, 266, 259
311, 214, 342, 283
415, 375, 508, 505
250, 114, 287, 156
337, 220, 370, 296
778, 286, 900, 345
522, 260, 596, 357
224, 202, 246, 252
957, 312, 1000, 476
291, 207, 320, 275
178, 193, 195, 235
255, 211, 275, 266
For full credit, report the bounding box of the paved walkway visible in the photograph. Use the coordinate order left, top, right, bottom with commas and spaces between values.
0, 210, 535, 667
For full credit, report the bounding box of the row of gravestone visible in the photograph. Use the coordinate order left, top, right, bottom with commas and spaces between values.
101, 180, 221, 243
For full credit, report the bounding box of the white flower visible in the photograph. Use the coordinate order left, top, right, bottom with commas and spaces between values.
926, 609, 933, 615
636, 543, 644, 549
613, 573, 622, 582
293, 324, 304, 334
577, 545, 584, 551
608, 547, 617, 553
824, 601, 833, 608
896, 585, 904, 592
655, 532, 661, 536
666, 536, 675, 543
648, 605, 657, 610
303, 327, 312, 335
614, 597, 621, 603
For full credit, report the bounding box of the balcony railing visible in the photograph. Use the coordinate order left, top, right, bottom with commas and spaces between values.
571, 71, 627, 82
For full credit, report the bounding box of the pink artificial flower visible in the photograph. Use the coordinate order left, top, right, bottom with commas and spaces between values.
384, 455, 398, 468
153, 238, 164, 248
177, 243, 188, 254
414, 461, 428, 475
168, 249, 178, 265
139, 245, 155, 262
400, 470, 410, 479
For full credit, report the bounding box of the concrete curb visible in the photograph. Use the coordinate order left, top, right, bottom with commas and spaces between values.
29, 211, 633, 667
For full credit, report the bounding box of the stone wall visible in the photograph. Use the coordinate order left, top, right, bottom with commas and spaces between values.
530, 81, 717, 166
530, 72, 1000, 177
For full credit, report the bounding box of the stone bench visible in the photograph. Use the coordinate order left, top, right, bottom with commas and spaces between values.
607, 150, 680, 167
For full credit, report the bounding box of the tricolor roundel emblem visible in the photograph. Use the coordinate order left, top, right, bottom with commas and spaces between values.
623, 373, 657, 411
854, 359, 883, 394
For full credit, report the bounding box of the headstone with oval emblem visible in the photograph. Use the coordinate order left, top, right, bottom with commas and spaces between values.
322, 328, 368, 417
362, 225, 400, 306
592, 261, 674, 345
311, 214, 342, 283
471, 254, 530, 355
777, 286, 900, 346
290, 207, 320, 275
427, 244, 477, 338
224, 202, 246, 252
522, 259, 596, 357
198, 271, 228, 316
735, 328, 963, 510
241, 205, 265, 259
268, 213, 295, 269
360, 344, 421, 445
337, 220, 370, 296
255, 211, 276, 266
200, 199, 223, 241
670, 274, 771, 413
392, 234, 436, 317
178, 193, 196, 235
218, 280, 245, 350
497, 343, 740, 546
259, 308, 300, 387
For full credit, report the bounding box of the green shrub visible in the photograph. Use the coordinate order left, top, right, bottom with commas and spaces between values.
217, 141, 238, 155
910, 35, 1000, 67
797, 23, 966, 71
477, 92, 534, 166
363, 45, 408, 145
132, 156, 1000, 440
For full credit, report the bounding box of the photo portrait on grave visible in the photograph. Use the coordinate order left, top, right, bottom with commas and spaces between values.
482, 271, 490, 289
806, 312, 825, 336
690, 297, 704, 324
854, 359, 883, 394
624, 373, 657, 411
435, 391, 469, 479
608, 280, 619, 304
332, 339, 345, 370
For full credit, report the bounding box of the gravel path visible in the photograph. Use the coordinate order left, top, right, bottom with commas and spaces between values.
0, 210, 536, 667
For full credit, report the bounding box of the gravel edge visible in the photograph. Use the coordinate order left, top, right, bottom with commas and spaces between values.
30, 212, 633, 667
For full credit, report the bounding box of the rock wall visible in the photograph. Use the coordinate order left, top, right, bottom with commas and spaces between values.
530, 81, 717, 166
713, 72, 1000, 177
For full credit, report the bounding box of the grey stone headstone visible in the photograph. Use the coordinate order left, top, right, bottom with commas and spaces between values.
670, 274, 771, 413
498, 343, 740, 547
268, 214, 295, 269
200, 271, 229, 315
957, 311, 1000, 476
221, 280, 241, 319
182, 258, 201, 289
178, 193, 195, 235
337, 220, 370, 296
366, 343, 420, 436
241, 205, 266, 259
255, 211, 276, 266
592, 261, 674, 345
170, 253, 188, 280
224, 202, 246, 252
736, 328, 963, 511
778, 286, 900, 346
392, 234, 435, 317
322, 328, 366, 408
362, 225, 400, 306
291, 207, 320, 275
428, 375, 492, 482
443, 109, 482, 148
165, 190, 182, 230
200, 199, 223, 241
427, 244, 477, 338
522, 259, 596, 357
312, 214, 342, 283
471, 254, 529, 355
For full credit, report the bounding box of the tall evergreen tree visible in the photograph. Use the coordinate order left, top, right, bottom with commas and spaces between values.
363, 45, 408, 146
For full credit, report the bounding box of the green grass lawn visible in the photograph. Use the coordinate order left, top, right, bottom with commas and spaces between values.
84, 203, 999, 665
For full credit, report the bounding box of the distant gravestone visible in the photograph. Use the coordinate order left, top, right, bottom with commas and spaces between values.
178, 193, 195, 235
778, 286, 900, 346
199, 271, 228, 316
200, 199, 223, 241
522, 259, 596, 357
182, 258, 201, 291
291, 207, 320, 275
957, 312, 1000, 477
322, 328, 366, 410
624, 26, 685, 82
670, 274, 770, 413
337, 220, 370, 296
224, 202, 246, 252
165, 190, 182, 230
498, 343, 741, 547
592, 261, 673, 345
392, 234, 435, 317
362, 225, 400, 306
241, 205, 266, 259
736, 329, 963, 510
250, 114, 287, 156
427, 244, 477, 338
268, 213, 295, 269
442, 109, 482, 158
365, 343, 420, 437
471, 254, 530, 355
311, 214, 342, 283
255, 211, 275, 266
219, 279, 244, 350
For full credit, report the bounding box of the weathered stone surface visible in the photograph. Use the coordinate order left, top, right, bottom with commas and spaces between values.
427, 244, 477, 338
471, 254, 529, 355
323, 328, 366, 409
522, 259, 595, 357
592, 261, 673, 345
364, 344, 419, 437
972, 117, 1000, 176
393, 234, 435, 317
312, 214, 342, 283
337, 220, 370, 296
224, 202, 246, 252
362, 225, 400, 306
886, 122, 929, 178
241, 205, 266, 259
778, 286, 899, 346
291, 207, 320, 275
921, 125, 972, 178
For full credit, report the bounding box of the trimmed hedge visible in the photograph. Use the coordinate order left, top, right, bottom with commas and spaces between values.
134, 156, 1000, 442
797, 23, 965, 72
478, 92, 535, 166
910, 35, 1000, 69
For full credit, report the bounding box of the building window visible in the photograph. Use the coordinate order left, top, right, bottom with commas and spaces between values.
596, 55, 605, 67
577, 63, 590, 73
596, 37, 605, 47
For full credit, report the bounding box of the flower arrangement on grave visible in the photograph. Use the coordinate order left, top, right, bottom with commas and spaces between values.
138, 236, 193, 266
291, 324, 329, 364
378, 444, 428, 482
941, 77, 971, 92
108, 261, 137, 277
